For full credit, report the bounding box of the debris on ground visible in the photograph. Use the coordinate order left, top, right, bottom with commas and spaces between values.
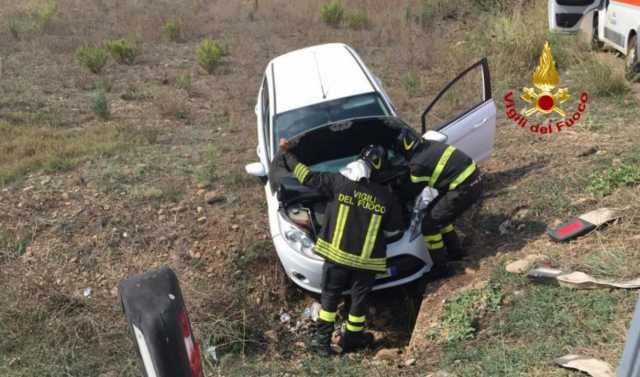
302, 302, 321, 321
374, 347, 401, 362
548, 208, 620, 242
498, 206, 529, 235
528, 267, 640, 289
205, 191, 225, 205
83, 287, 92, 298
555, 354, 614, 377
505, 254, 545, 273
205, 345, 218, 364
403, 358, 416, 366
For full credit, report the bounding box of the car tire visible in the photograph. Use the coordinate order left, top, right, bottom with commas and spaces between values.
590, 18, 604, 52
625, 35, 640, 82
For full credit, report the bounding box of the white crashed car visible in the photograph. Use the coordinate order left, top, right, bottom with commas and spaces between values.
245, 43, 496, 293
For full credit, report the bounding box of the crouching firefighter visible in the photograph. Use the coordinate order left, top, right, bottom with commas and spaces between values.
279, 139, 404, 356
396, 128, 483, 278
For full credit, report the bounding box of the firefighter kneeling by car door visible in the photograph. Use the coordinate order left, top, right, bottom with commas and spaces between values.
279, 138, 404, 356
396, 128, 483, 278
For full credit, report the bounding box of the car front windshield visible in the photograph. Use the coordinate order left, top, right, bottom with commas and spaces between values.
273, 92, 389, 149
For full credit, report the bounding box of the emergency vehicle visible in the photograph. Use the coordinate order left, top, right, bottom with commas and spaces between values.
548, 0, 640, 80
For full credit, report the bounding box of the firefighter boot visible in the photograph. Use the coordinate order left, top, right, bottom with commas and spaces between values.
428, 248, 454, 280
305, 320, 334, 356
340, 330, 374, 353
442, 227, 466, 261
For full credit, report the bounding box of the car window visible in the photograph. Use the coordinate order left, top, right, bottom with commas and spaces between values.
273, 93, 389, 149
261, 77, 271, 156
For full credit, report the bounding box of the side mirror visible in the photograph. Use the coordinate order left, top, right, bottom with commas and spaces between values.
423, 130, 448, 143
245, 162, 266, 178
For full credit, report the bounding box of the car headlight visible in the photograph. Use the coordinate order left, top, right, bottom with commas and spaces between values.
278, 213, 323, 261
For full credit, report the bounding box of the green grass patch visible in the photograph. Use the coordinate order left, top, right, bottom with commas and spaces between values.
429, 282, 502, 343
587, 162, 640, 197
105, 38, 140, 65
437, 267, 635, 376
75, 46, 109, 74
0, 122, 153, 185
197, 38, 225, 74
194, 144, 217, 188
320, 0, 344, 27
345, 9, 369, 30
162, 19, 181, 42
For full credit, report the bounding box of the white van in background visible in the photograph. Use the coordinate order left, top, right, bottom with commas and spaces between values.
548, 0, 640, 80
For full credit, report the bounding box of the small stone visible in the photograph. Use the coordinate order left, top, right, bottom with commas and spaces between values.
110, 286, 118, 297
205, 191, 225, 205
122, 232, 129, 238
61, 192, 70, 200
404, 358, 416, 366
171, 205, 186, 213
374, 348, 401, 362
196, 189, 206, 196
231, 224, 239, 231
264, 330, 278, 342
157, 209, 164, 215
506, 254, 543, 273
196, 182, 208, 189
197, 216, 207, 224
197, 206, 204, 214
158, 215, 166, 221
464, 267, 477, 275
40, 177, 52, 185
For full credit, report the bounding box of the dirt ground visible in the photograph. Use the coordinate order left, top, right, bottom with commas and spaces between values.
1, 1, 640, 376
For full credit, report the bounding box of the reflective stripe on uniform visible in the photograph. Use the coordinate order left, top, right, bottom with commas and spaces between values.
424, 234, 444, 250
449, 162, 477, 190
294, 163, 310, 183
332, 204, 350, 249
360, 214, 382, 260
348, 314, 366, 323
319, 309, 336, 322
440, 224, 455, 234
315, 238, 387, 272
429, 146, 455, 187
346, 323, 364, 332
410, 174, 431, 183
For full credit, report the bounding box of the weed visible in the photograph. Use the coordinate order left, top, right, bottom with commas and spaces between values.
75, 46, 109, 74
176, 73, 192, 92
429, 282, 502, 343
91, 89, 111, 120
105, 39, 140, 65
155, 91, 189, 119
587, 162, 640, 197
162, 19, 181, 42
419, 0, 459, 27
401, 71, 420, 97
197, 38, 225, 74
8, 17, 19, 39
194, 144, 217, 188
33, 0, 58, 32
345, 10, 369, 30
320, 1, 344, 27
121, 85, 148, 101
0, 230, 30, 263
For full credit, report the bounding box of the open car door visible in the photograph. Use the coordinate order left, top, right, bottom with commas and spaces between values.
421, 58, 496, 163
548, 0, 601, 33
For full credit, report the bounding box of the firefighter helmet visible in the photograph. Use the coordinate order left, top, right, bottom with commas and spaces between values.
396, 128, 420, 158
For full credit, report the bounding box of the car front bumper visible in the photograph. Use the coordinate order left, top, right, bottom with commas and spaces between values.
273, 231, 433, 294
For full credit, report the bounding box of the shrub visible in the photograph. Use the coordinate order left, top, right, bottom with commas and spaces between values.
34, 0, 58, 32
91, 89, 111, 120
197, 38, 224, 74
320, 1, 344, 27
105, 39, 139, 65
162, 19, 181, 42
76, 46, 109, 74
578, 55, 629, 97
8, 17, 19, 39
176, 73, 192, 92
345, 10, 369, 30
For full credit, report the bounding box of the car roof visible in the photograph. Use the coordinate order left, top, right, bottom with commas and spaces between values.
269, 43, 376, 114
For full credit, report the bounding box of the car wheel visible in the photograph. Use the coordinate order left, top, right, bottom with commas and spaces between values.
625, 35, 640, 82
590, 18, 604, 51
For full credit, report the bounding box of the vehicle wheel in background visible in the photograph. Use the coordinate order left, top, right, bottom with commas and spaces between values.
590, 17, 604, 51
625, 35, 640, 82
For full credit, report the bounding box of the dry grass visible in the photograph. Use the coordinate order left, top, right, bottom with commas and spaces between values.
1, 0, 639, 375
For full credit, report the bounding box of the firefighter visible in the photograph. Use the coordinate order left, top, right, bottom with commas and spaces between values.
279, 139, 404, 356
396, 128, 483, 278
